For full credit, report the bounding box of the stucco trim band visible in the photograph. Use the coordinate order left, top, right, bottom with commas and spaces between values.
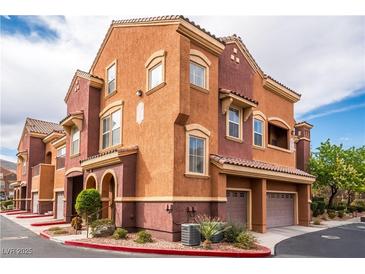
114, 196, 227, 202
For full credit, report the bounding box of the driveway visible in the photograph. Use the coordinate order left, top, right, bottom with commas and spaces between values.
0, 215, 168, 258
275, 223, 365, 258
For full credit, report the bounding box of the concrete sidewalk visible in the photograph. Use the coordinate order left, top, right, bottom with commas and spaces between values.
253, 217, 362, 254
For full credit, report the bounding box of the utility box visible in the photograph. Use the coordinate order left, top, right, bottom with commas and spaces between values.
181, 223, 201, 246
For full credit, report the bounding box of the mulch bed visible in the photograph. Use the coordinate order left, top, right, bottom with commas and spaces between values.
45, 226, 85, 236
77, 233, 265, 253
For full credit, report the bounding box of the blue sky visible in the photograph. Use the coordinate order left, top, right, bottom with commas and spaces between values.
1, 15, 364, 162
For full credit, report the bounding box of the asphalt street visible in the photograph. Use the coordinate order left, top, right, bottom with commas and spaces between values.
275, 223, 365, 258
0, 215, 165, 258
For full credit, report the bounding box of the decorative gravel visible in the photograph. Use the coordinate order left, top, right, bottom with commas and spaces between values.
78, 233, 264, 253
46, 226, 84, 236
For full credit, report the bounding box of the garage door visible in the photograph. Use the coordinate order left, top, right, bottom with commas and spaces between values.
32, 192, 39, 213
226, 191, 247, 226
56, 192, 64, 220
267, 192, 294, 228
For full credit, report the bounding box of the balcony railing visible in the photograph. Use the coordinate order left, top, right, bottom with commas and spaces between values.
56, 157, 65, 169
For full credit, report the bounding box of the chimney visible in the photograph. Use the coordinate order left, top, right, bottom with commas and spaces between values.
295, 121, 313, 172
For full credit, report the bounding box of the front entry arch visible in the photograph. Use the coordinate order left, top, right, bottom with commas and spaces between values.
85, 174, 97, 190
101, 172, 116, 222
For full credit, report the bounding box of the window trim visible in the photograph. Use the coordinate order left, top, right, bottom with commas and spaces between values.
57, 145, 66, 157
185, 124, 210, 177
145, 50, 166, 95
253, 117, 265, 149
189, 49, 210, 92
99, 103, 123, 152
105, 60, 117, 97
70, 126, 80, 157
226, 105, 243, 142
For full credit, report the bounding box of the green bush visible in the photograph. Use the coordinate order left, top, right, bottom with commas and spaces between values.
338, 210, 345, 218
1, 200, 13, 210
347, 205, 357, 213
234, 231, 256, 250
351, 200, 365, 212
135, 230, 153, 244
327, 209, 337, 219
335, 202, 346, 211
311, 200, 326, 217
75, 189, 102, 224
313, 218, 321, 225
224, 223, 245, 243
113, 228, 128, 240
90, 219, 115, 238
195, 215, 229, 248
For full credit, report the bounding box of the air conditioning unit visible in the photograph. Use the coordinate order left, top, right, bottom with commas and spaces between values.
181, 223, 201, 246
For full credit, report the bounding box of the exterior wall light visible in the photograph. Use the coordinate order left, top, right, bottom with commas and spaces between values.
136, 89, 143, 97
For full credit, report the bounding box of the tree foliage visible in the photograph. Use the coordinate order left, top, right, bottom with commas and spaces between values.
309, 140, 365, 208
75, 189, 102, 223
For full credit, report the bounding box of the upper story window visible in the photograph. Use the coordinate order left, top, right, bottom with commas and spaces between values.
189, 49, 211, 92
106, 61, 116, 95
190, 62, 206, 88
22, 160, 26, 175
253, 118, 264, 147
57, 146, 66, 157
56, 146, 66, 169
268, 123, 289, 149
185, 124, 210, 177
101, 109, 121, 149
70, 126, 80, 156
227, 106, 242, 140
145, 50, 166, 94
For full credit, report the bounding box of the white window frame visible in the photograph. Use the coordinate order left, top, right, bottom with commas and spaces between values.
190, 61, 207, 89
106, 60, 117, 96
100, 105, 122, 151
148, 62, 163, 90
185, 124, 210, 177
70, 126, 80, 156
253, 118, 264, 148
145, 50, 166, 95
189, 49, 211, 92
57, 146, 66, 157
226, 106, 242, 141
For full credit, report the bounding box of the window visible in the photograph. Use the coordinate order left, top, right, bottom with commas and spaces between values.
101, 109, 121, 149
22, 160, 26, 175
71, 126, 80, 156
268, 123, 288, 149
188, 136, 205, 174
57, 146, 66, 157
254, 118, 264, 147
107, 62, 116, 94
190, 62, 206, 88
148, 62, 163, 90
185, 123, 210, 177
227, 107, 241, 139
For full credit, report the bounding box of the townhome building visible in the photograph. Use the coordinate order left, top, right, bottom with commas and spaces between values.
57, 16, 315, 241
13, 118, 65, 217
0, 167, 16, 200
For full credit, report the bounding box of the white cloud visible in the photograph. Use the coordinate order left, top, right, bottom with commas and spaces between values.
1, 16, 364, 153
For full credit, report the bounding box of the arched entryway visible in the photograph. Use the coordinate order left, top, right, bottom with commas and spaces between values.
101, 172, 116, 222
45, 151, 52, 164
85, 174, 97, 190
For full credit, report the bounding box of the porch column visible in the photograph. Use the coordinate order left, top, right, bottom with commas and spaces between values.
251, 178, 267, 233
297, 184, 311, 226
210, 165, 227, 219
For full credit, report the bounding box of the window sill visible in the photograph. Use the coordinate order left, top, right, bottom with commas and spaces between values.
56, 167, 65, 171
70, 153, 80, 159
104, 90, 117, 99
253, 145, 265, 151
190, 84, 209, 94
146, 82, 166, 96
184, 173, 210, 179
225, 135, 243, 143
99, 143, 122, 154
267, 144, 292, 153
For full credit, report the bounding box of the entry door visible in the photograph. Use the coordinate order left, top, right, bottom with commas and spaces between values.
56, 192, 64, 219
226, 191, 248, 227
266, 192, 294, 228
32, 192, 39, 213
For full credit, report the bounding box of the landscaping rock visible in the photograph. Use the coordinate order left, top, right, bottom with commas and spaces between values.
92, 223, 115, 238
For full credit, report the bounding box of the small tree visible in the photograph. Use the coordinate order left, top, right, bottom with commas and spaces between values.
75, 189, 102, 226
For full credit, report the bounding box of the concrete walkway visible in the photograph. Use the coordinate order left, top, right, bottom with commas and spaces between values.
253, 217, 362, 254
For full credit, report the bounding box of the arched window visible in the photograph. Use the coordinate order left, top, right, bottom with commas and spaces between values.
189, 49, 211, 91
145, 50, 166, 94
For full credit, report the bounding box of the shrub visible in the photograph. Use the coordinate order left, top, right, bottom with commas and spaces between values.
53, 229, 68, 235
112, 228, 128, 240
311, 200, 326, 217
338, 210, 345, 218
335, 202, 346, 211
195, 215, 229, 248
71, 216, 83, 230
351, 199, 365, 212
223, 223, 245, 243
90, 218, 115, 238
134, 230, 153, 244
313, 218, 321, 225
234, 231, 256, 250
48, 226, 62, 231
1, 200, 13, 210
327, 209, 337, 219
75, 189, 102, 224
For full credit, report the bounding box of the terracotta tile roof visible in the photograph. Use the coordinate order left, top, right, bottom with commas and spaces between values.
25, 118, 64, 135
263, 75, 301, 97
59, 111, 84, 125
112, 15, 222, 43
80, 145, 138, 163
219, 88, 258, 105
210, 154, 315, 178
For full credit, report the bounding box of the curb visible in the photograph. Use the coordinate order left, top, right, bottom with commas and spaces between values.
0, 209, 22, 214
31, 220, 67, 227
39, 231, 64, 243
17, 214, 53, 219
6, 211, 29, 215
63, 240, 271, 258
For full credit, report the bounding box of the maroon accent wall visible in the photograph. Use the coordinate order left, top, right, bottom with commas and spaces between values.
218, 43, 255, 160
296, 139, 311, 171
